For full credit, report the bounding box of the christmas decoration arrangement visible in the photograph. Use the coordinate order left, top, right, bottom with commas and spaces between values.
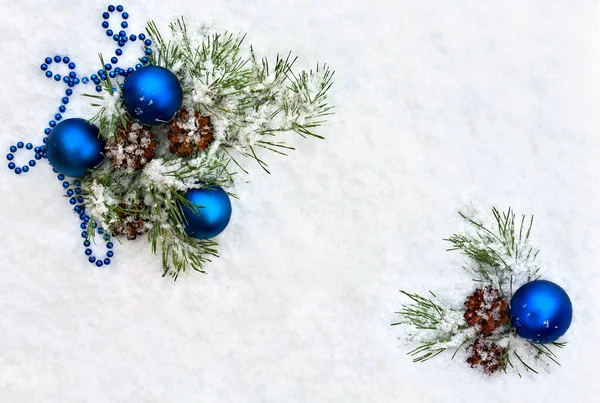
6, 5, 334, 279
392, 208, 573, 376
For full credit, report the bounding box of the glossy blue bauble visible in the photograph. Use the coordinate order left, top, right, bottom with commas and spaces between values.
510, 280, 572, 344
46, 118, 105, 177
182, 186, 232, 239
122, 65, 183, 126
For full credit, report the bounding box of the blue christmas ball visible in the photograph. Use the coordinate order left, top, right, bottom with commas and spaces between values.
46, 118, 105, 177
510, 280, 572, 344
122, 65, 183, 126
182, 186, 232, 239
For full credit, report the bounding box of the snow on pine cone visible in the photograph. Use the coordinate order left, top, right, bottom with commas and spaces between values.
463, 287, 510, 336
167, 108, 214, 157
111, 203, 147, 241
466, 339, 507, 375
105, 121, 157, 171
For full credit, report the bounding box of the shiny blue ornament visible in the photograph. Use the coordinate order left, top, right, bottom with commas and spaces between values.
510, 280, 572, 344
46, 118, 105, 177
182, 186, 232, 239
122, 66, 183, 126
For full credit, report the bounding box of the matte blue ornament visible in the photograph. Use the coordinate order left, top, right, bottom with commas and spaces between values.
46, 118, 105, 177
510, 280, 572, 344
182, 186, 232, 239
122, 65, 183, 126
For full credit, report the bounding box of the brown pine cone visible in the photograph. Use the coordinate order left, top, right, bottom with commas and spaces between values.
106, 121, 157, 171
112, 203, 147, 241
466, 339, 507, 375
167, 108, 214, 157
463, 287, 510, 336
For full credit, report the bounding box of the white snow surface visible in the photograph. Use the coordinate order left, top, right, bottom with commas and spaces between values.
1, 0, 600, 401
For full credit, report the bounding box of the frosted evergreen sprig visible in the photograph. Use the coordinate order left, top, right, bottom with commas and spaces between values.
393, 208, 564, 376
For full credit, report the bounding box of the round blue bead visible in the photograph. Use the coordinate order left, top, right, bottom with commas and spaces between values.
74, 78, 80, 85
75, 188, 81, 194
46, 118, 105, 177
82, 77, 89, 84
42, 152, 47, 158
121, 22, 128, 28
117, 5, 123, 12
77, 197, 84, 203
57, 174, 65, 180
118, 41, 125, 47
14, 167, 22, 174
45, 71, 52, 78
97, 228, 104, 234
17, 142, 24, 148
107, 29, 113, 36
54, 74, 61, 81
129, 34, 136, 41
62, 97, 69, 104
96, 260, 104, 267
103, 12, 110, 19
104, 258, 111, 265
25, 143, 33, 150
62, 181, 70, 188
181, 186, 232, 239
67, 189, 74, 196
83, 240, 91, 247
145, 48, 152, 55
109, 71, 116, 78
59, 106, 66, 113
102, 21, 109, 28
45, 57, 52, 64
63, 57, 70, 63
68, 72, 76, 79
80, 223, 87, 230
74, 180, 81, 186
45, 128, 52, 135
66, 89, 73, 96
63, 76, 70, 83
9, 146, 17, 152
41, 63, 48, 70
8, 162, 15, 169
144, 39, 152, 46
35, 154, 42, 160
127, 67, 134, 74
54, 56, 61, 63
105, 63, 112, 71
111, 57, 118, 64
135, 63, 142, 70
55, 114, 62, 121
139, 33, 146, 40
122, 12, 129, 19
106, 242, 114, 249
96, 86, 102, 92
70, 198, 77, 205
103, 234, 110, 241
91, 74, 98, 80
115, 49, 123, 56
89, 256, 96, 263
81, 231, 87, 238
108, 5, 115, 12
107, 251, 114, 258
85, 249, 92, 256
22, 166, 29, 173
113, 34, 120, 41
68, 62, 76, 70
49, 121, 56, 127
28, 160, 36, 167
141, 57, 149, 64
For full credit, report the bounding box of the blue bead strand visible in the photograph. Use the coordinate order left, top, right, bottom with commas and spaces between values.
5, 5, 158, 266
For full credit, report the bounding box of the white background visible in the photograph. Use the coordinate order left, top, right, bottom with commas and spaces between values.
1, 0, 599, 401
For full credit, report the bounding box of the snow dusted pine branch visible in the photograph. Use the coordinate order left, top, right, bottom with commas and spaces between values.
393, 208, 565, 376
78, 18, 334, 279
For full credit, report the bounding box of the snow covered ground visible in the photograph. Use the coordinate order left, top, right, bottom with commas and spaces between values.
1, 0, 599, 401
